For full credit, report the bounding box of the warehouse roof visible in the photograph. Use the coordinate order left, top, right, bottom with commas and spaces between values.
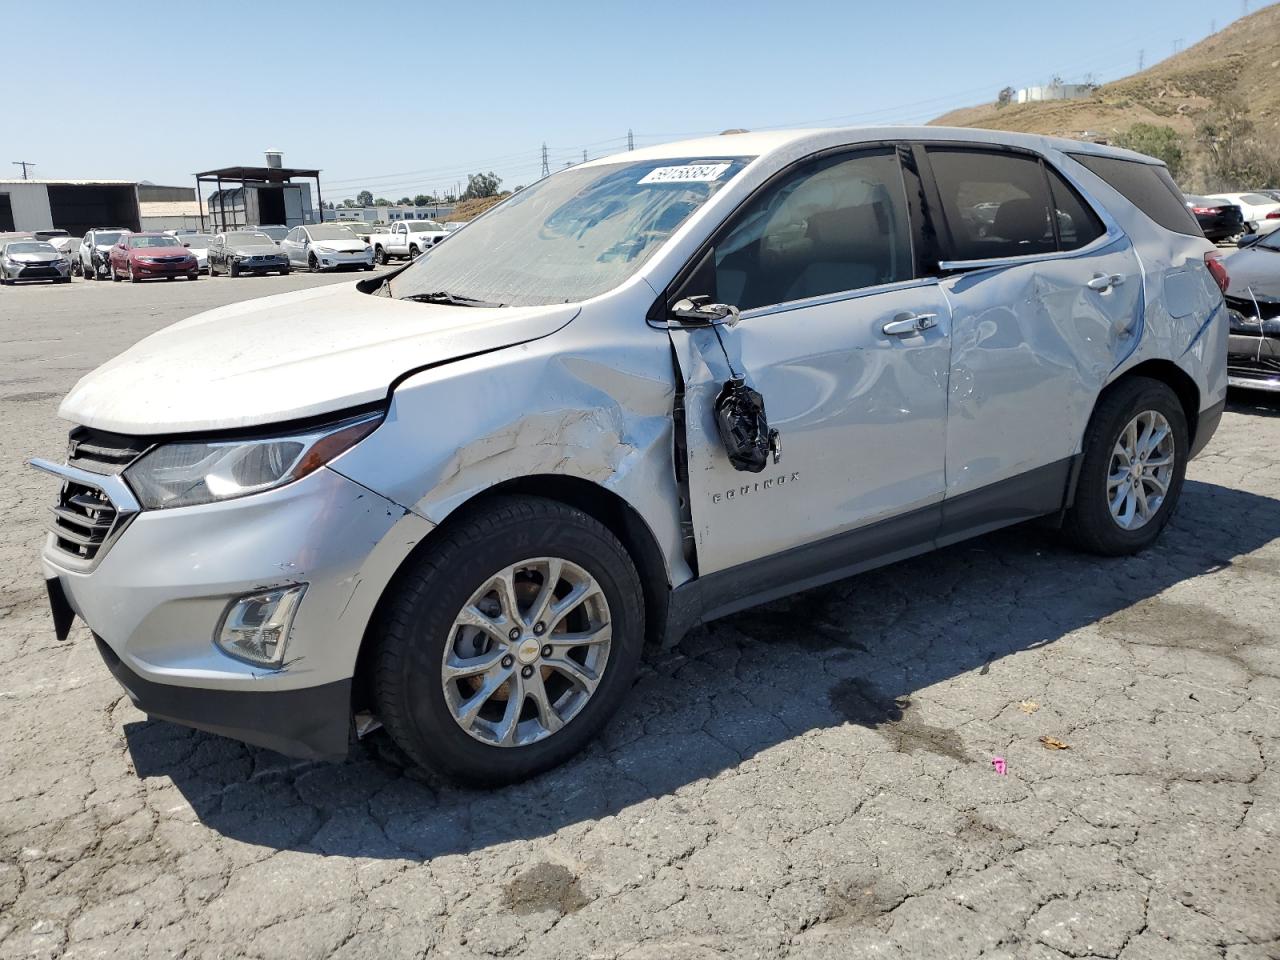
0, 178, 136, 186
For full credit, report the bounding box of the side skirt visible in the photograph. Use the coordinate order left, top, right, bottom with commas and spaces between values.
664, 457, 1075, 643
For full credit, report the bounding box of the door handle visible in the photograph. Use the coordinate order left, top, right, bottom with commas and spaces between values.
882, 312, 938, 336
1087, 273, 1126, 291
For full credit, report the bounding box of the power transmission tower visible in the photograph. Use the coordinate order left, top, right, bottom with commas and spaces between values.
1138, 49, 1144, 71
541, 143, 550, 178
11, 160, 35, 180
627, 129, 634, 151
582, 149, 587, 163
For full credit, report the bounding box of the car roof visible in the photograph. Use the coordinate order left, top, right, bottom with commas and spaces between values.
582, 125, 1164, 169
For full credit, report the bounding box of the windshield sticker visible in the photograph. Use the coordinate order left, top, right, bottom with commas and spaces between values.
639, 163, 732, 185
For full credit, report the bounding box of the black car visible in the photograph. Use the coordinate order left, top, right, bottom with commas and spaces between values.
1185, 195, 1245, 243
1222, 230, 1280, 391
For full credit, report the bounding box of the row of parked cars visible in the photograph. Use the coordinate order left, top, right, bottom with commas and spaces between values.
1183, 190, 1280, 243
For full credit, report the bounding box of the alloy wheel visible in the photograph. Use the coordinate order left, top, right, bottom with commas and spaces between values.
441, 557, 612, 747
1107, 410, 1175, 530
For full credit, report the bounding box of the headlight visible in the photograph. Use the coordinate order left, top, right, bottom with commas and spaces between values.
124, 411, 382, 509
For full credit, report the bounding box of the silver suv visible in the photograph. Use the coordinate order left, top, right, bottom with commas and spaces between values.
34, 128, 1228, 784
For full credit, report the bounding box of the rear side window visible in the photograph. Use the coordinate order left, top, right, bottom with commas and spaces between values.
1069, 153, 1201, 236
1242, 193, 1274, 206
1046, 167, 1106, 250
927, 149, 1056, 260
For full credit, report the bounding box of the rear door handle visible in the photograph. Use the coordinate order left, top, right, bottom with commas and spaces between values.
882, 312, 938, 336
1087, 273, 1126, 291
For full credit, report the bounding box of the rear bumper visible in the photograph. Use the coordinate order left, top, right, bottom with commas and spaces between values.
95, 634, 352, 759
1226, 311, 1280, 392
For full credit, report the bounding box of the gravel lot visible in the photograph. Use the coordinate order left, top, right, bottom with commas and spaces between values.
1, 273, 1278, 960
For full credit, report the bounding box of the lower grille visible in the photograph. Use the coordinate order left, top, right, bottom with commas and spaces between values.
51, 483, 117, 561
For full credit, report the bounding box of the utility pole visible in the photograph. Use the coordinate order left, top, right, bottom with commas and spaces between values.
1138, 49, 1144, 71
582, 149, 587, 163
1211, 18, 1217, 34
627, 129, 634, 151
11, 160, 35, 180
541, 143, 550, 178
1173, 37, 1183, 55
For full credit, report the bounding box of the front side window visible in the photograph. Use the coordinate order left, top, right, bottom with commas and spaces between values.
928, 149, 1055, 260
389, 156, 751, 307
711, 149, 913, 311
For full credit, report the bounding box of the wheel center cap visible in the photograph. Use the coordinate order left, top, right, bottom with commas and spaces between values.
516, 638, 541, 665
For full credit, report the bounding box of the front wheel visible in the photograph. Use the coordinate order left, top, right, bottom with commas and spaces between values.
375, 246, 389, 265
372, 496, 645, 785
110, 263, 121, 282
1061, 377, 1188, 556
308, 255, 320, 273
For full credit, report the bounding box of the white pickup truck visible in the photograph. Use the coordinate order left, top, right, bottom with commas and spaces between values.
368, 220, 450, 264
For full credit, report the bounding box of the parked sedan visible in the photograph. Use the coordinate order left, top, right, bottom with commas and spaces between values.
280, 224, 374, 272
208, 231, 290, 277
0, 240, 72, 284
1222, 229, 1280, 391
1185, 195, 1245, 243
1204, 192, 1280, 235
178, 234, 213, 270
109, 233, 200, 282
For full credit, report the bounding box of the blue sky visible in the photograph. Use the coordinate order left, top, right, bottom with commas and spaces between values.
5, 0, 1267, 200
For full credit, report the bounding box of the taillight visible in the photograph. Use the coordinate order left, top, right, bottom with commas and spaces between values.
1205, 251, 1229, 295
1192, 206, 1214, 214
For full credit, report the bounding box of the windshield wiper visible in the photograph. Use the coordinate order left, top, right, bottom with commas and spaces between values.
402, 290, 505, 308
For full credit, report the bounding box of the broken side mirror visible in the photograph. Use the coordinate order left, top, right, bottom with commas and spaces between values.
671, 295, 743, 328
714, 376, 781, 473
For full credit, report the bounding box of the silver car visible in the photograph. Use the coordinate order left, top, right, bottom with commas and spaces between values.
33, 127, 1228, 783
1, 239, 71, 284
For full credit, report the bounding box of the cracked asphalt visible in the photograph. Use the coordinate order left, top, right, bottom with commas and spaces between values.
1, 274, 1278, 959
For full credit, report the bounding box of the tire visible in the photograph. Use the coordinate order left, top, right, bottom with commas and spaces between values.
188, 272, 198, 281
84, 260, 95, 280
59, 277, 71, 284
229, 263, 240, 278
280, 268, 291, 275
129, 264, 140, 283
208, 261, 216, 277
409, 244, 420, 260
375, 246, 389, 266
372, 496, 645, 785
1061, 377, 1188, 556
309, 255, 320, 273
110, 263, 121, 282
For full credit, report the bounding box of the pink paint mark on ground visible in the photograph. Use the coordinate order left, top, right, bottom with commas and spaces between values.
991, 757, 1007, 775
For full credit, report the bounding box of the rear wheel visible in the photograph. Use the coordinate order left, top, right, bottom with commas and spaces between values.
110, 262, 121, 282
229, 262, 240, 278
372, 496, 644, 785
1061, 377, 1188, 556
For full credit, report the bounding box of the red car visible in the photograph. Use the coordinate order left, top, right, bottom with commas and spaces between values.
109, 233, 199, 282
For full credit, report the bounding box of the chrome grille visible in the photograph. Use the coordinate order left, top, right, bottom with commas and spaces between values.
51, 483, 117, 560
41, 429, 147, 565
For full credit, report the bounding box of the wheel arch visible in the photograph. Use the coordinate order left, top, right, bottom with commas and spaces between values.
351, 474, 672, 715
1105, 359, 1200, 448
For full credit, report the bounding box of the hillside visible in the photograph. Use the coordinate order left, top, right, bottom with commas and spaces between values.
932, 3, 1280, 190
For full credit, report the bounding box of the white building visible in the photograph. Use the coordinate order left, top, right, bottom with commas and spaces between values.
1015, 82, 1093, 104
324, 202, 455, 223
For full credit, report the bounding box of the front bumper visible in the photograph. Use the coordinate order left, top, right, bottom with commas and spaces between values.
1226, 308, 1280, 392
232, 256, 289, 273
7, 260, 70, 280
314, 250, 373, 270
39, 465, 433, 758
134, 259, 198, 276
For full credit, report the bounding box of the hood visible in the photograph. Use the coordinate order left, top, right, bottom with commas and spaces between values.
1224, 247, 1280, 301
310, 238, 366, 253
58, 282, 579, 435
228, 242, 281, 256
129, 247, 192, 259
7, 250, 60, 263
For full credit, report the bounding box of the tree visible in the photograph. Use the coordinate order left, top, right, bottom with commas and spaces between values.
356, 190, 374, 207
1114, 123, 1187, 180
323, 200, 335, 210
397, 196, 412, 205
996, 86, 1015, 108
413, 193, 433, 206
374, 198, 392, 206
462, 171, 502, 200
341, 198, 357, 208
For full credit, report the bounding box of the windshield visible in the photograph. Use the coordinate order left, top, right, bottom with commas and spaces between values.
94, 232, 123, 246
390, 157, 752, 307
226, 232, 274, 245
308, 225, 357, 241
128, 235, 181, 248
404, 220, 444, 232
254, 226, 289, 241
1254, 231, 1280, 252
183, 235, 213, 246
5, 242, 55, 255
